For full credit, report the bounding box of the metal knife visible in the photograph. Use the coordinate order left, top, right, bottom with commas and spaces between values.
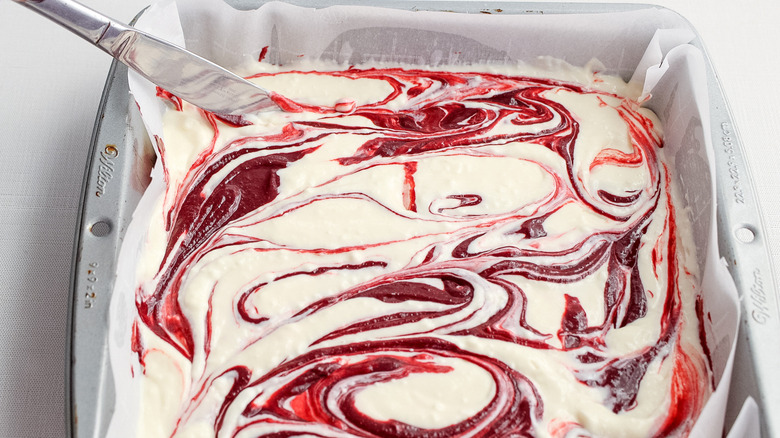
12, 0, 279, 115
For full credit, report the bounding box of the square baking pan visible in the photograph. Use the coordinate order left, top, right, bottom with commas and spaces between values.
67, 1, 777, 437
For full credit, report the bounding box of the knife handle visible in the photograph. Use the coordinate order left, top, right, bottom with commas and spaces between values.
11, 0, 129, 51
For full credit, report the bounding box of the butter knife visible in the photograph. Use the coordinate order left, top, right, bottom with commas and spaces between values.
12, 0, 279, 115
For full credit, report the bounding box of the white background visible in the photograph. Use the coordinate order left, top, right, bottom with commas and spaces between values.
0, 0, 777, 437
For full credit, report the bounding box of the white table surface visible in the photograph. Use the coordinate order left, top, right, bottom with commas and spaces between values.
0, 0, 778, 437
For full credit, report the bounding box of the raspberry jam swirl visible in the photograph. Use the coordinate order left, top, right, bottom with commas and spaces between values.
131, 64, 713, 438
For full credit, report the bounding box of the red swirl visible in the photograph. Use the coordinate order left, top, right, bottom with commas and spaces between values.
236, 338, 542, 438
134, 66, 712, 438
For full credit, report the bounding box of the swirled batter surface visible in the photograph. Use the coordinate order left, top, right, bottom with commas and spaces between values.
130, 60, 713, 437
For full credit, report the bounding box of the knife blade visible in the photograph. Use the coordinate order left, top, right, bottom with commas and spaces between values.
12, 0, 279, 115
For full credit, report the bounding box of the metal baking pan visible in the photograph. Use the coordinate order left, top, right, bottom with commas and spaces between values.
67, 2, 779, 437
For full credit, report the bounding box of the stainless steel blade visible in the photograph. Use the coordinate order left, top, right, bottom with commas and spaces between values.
12, 0, 279, 115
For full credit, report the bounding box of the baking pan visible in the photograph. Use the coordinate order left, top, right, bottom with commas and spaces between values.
68, 49, 154, 437
67, 2, 778, 437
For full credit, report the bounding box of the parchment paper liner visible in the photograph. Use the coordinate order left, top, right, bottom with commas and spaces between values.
107, 1, 748, 436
